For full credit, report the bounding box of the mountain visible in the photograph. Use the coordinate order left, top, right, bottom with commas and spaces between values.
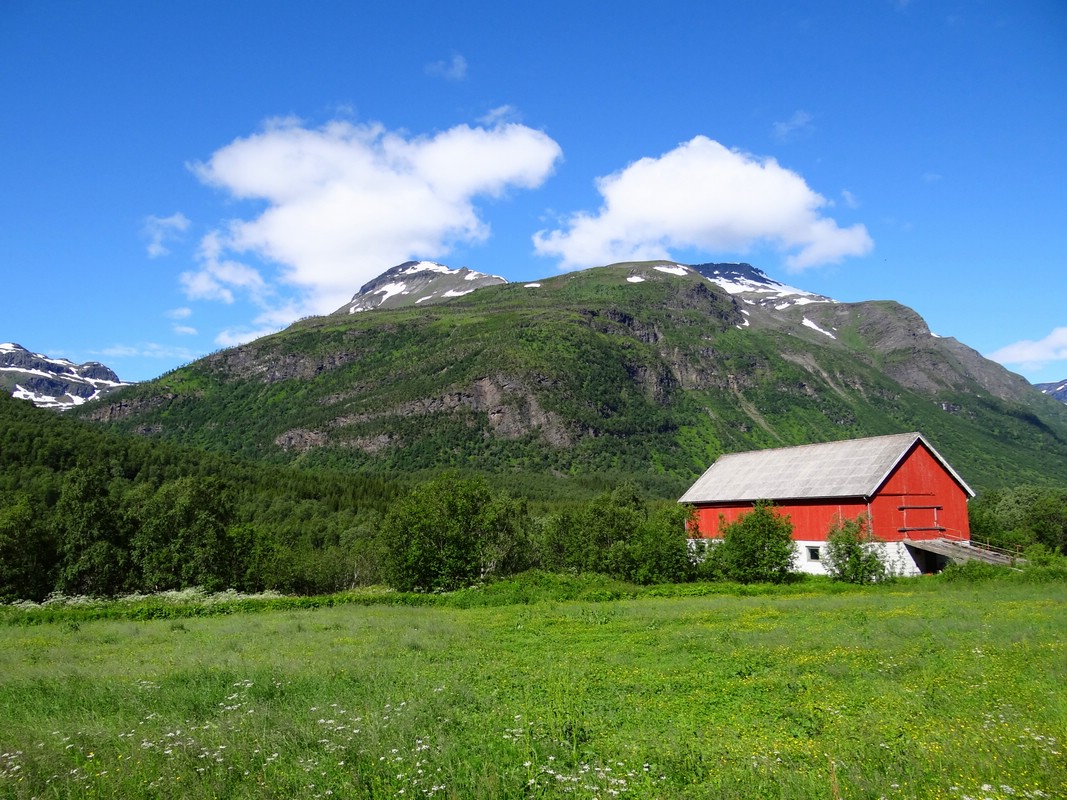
75, 261, 1067, 495
0, 342, 131, 410
337, 260, 506, 314
690, 262, 832, 309
1036, 380, 1067, 403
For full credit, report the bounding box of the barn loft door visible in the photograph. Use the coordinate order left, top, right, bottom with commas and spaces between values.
897, 502, 945, 536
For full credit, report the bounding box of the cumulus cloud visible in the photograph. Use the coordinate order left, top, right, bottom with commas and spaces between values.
425, 54, 468, 81
772, 110, 814, 141
144, 212, 190, 257
533, 136, 873, 271
988, 327, 1067, 371
214, 326, 285, 348
188, 117, 561, 316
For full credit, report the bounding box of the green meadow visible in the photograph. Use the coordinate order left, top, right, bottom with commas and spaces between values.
1, 579, 1064, 799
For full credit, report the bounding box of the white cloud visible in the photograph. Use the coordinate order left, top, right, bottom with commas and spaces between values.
188, 117, 561, 316
165, 307, 192, 320
479, 105, 519, 126
97, 343, 197, 361
772, 110, 814, 141
172, 325, 198, 336
425, 53, 468, 81
841, 189, 860, 209
144, 212, 190, 257
988, 327, 1067, 371
179, 230, 268, 305
533, 136, 873, 271
215, 326, 285, 348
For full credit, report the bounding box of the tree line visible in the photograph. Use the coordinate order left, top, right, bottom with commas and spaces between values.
2, 392, 1066, 601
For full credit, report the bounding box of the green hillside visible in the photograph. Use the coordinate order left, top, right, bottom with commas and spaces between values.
78, 264, 1067, 494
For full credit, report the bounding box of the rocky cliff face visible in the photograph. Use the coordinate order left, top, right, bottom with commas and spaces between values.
0, 342, 130, 410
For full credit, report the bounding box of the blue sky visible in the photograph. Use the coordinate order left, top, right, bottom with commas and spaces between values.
2, 0, 1065, 384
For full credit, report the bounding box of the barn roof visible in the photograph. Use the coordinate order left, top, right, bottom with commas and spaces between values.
678, 432, 974, 504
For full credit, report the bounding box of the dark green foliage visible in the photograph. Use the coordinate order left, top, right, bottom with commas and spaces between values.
969, 485, 1067, 554
53, 466, 131, 596
823, 515, 887, 584
625, 505, 695, 584
939, 559, 1005, 582
716, 501, 796, 584
0, 494, 56, 602
1025, 491, 1067, 553
131, 477, 234, 591
537, 483, 694, 584
380, 474, 531, 592
0, 391, 405, 600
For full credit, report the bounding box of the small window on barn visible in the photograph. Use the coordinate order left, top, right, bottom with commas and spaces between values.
807, 546, 821, 561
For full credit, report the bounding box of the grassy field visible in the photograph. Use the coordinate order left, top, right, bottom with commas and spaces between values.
1, 579, 1064, 799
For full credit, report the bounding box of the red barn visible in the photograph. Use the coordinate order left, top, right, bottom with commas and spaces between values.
679, 432, 976, 575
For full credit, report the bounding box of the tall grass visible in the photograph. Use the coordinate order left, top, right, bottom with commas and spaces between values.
1, 579, 1064, 798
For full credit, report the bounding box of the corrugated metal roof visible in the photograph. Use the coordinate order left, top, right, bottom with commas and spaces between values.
679, 432, 972, 504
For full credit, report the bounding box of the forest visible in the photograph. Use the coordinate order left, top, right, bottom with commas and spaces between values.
2, 391, 1065, 602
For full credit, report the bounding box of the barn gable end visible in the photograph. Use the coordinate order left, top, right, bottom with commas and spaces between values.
680, 432, 975, 576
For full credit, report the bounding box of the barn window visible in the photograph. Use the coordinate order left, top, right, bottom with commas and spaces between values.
807, 546, 821, 561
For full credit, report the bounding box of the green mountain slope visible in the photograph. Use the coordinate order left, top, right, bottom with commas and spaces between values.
78, 263, 1067, 495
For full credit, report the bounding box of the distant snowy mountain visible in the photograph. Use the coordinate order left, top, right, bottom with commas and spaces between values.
0, 342, 131, 410
336, 261, 507, 314
1036, 379, 1067, 403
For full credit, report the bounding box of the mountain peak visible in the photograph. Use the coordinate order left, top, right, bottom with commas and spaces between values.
1, 342, 131, 410
690, 262, 834, 309
1036, 379, 1067, 403
337, 261, 507, 314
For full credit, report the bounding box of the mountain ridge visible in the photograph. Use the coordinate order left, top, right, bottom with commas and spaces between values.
1036, 380, 1067, 403
74, 261, 1067, 493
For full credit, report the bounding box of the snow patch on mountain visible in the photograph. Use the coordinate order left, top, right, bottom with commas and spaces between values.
802, 318, 837, 339
654, 265, 689, 277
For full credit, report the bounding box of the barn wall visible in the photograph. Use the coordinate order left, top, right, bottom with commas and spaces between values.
868, 443, 971, 542
690, 499, 869, 542
687, 442, 971, 544
795, 540, 924, 577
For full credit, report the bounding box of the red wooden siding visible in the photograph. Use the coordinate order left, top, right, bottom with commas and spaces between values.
867, 441, 970, 542
689, 441, 971, 543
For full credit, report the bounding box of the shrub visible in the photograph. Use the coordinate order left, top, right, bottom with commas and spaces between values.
535, 484, 694, 584
716, 501, 796, 584
823, 515, 888, 584
380, 473, 531, 592
939, 559, 1005, 582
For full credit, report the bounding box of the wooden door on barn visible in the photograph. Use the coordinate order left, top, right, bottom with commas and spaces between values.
897, 495, 944, 540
